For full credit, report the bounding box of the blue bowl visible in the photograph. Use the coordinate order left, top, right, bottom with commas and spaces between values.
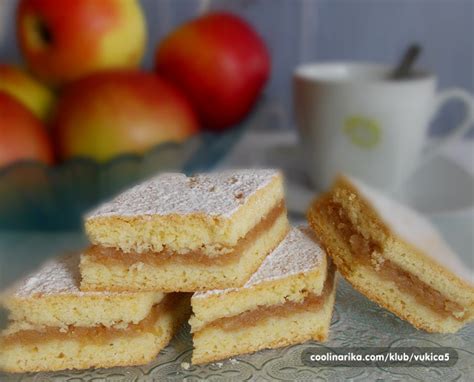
0, 121, 246, 231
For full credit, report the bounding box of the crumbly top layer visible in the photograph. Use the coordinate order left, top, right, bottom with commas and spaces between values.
8, 254, 127, 298
86, 169, 279, 220
347, 175, 473, 283
194, 225, 325, 298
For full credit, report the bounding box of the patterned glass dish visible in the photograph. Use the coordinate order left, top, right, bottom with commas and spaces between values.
0, 119, 247, 231
1, 279, 472, 382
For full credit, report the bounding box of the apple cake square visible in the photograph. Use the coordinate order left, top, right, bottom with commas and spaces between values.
189, 225, 336, 364
307, 174, 474, 333
0, 254, 190, 373
81, 169, 289, 292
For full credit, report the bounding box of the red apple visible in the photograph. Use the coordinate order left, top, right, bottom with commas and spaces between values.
52, 71, 199, 162
17, 0, 146, 86
155, 12, 270, 131
0, 92, 53, 167
0, 64, 55, 121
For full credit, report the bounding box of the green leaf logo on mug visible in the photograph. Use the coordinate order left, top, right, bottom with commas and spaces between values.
343, 115, 382, 149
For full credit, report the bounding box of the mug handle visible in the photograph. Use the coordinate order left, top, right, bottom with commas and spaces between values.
420, 88, 474, 165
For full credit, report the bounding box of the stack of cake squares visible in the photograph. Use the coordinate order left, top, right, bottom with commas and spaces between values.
0, 254, 191, 372
0, 169, 337, 372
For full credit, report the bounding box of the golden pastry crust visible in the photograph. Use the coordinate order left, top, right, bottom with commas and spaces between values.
85, 170, 284, 256
307, 175, 474, 333
190, 226, 336, 364
191, 277, 336, 365
0, 254, 163, 329
0, 294, 191, 373
190, 226, 329, 330
80, 212, 289, 292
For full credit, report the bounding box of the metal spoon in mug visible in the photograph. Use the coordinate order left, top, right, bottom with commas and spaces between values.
390, 43, 422, 79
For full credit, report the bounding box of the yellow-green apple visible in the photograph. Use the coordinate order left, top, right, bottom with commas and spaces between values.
0, 64, 55, 121
52, 70, 200, 162
155, 12, 270, 131
0, 92, 53, 167
16, 0, 146, 86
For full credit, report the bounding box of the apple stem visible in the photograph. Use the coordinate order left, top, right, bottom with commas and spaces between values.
36, 18, 53, 45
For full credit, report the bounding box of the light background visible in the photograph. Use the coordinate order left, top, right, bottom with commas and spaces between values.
0, 0, 473, 136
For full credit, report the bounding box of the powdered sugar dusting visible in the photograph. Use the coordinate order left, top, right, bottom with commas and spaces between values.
11, 254, 122, 297
246, 225, 324, 285
194, 225, 325, 298
86, 169, 279, 219
348, 175, 473, 284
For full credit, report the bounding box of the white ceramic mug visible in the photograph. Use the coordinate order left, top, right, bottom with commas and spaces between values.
293, 62, 474, 192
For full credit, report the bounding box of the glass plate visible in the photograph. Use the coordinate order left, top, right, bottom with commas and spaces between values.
0, 118, 247, 231
1, 279, 472, 382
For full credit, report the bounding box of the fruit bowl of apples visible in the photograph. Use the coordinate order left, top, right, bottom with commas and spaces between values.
0, 1, 270, 230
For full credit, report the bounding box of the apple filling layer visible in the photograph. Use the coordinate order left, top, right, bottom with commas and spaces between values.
85, 201, 286, 267
1, 294, 183, 347
196, 264, 335, 333
325, 201, 465, 320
